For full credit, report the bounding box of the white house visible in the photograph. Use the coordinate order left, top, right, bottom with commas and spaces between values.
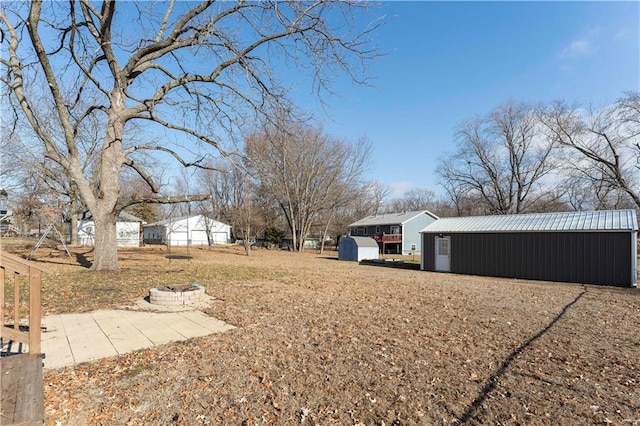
78, 211, 145, 247
143, 215, 231, 246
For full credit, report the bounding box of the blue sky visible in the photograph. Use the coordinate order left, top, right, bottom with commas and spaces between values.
294, 1, 640, 198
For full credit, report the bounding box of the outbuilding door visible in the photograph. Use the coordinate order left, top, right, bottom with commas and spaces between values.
435, 236, 451, 272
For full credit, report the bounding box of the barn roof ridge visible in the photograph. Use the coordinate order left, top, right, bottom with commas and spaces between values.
144, 214, 230, 228
420, 209, 638, 233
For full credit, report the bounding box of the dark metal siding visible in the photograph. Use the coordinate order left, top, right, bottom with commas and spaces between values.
422, 232, 633, 287
423, 233, 435, 271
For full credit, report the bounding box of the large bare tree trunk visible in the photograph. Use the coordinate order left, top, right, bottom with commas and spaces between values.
91, 212, 119, 271
69, 186, 80, 245
87, 106, 125, 270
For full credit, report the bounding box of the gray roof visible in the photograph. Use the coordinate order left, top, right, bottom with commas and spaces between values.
421, 209, 638, 233
144, 215, 230, 228
80, 210, 145, 223
349, 210, 438, 227
346, 236, 379, 248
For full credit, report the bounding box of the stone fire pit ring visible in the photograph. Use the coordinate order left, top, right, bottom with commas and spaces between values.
149, 283, 205, 306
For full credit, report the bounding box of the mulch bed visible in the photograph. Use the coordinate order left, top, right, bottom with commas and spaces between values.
7, 245, 638, 425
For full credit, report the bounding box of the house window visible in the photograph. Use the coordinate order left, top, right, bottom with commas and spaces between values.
390, 225, 400, 234
375, 226, 380, 234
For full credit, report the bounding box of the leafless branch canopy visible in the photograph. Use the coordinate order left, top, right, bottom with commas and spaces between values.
437, 102, 557, 215
540, 93, 640, 209
1, 0, 382, 269
1, 0, 381, 209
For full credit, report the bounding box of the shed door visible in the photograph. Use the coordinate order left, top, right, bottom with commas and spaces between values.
435, 236, 451, 272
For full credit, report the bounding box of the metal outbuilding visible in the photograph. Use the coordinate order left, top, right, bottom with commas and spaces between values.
143, 215, 231, 246
420, 209, 638, 287
338, 235, 380, 262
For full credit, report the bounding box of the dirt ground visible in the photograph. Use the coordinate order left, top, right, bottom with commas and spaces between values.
6, 244, 640, 425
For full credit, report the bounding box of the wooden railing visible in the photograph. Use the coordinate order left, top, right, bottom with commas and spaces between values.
370, 233, 402, 243
1, 251, 48, 355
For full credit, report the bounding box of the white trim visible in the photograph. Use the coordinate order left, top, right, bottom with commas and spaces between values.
434, 236, 451, 272
420, 235, 425, 271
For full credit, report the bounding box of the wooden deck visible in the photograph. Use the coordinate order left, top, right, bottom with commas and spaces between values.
1, 252, 48, 425
0, 354, 44, 425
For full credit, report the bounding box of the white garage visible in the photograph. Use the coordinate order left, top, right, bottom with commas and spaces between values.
143, 215, 231, 246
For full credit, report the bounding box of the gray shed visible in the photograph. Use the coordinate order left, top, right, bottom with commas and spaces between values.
338, 236, 379, 262
420, 209, 638, 287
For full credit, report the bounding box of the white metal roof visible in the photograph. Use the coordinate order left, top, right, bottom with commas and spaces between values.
346, 236, 380, 248
420, 209, 638, 233
144, 215, 230, 228
349, 210, 438, 227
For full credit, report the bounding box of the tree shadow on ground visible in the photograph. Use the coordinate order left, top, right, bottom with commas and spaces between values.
165, 254, 193, 261
18, 250, 92, 269
455, 285, 588, 424
74, 251, 92, 268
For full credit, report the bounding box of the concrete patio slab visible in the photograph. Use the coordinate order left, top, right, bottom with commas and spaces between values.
40, 306, 235, 370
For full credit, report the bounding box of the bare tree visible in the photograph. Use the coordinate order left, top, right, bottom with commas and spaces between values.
1, 1, 381, 270
561, 169, 635, 211
541, 93, 640, 209
322, 181, 389, 243
245, 120, 371, 252
437, 101, 557, 215
231, 200, 266, 256
356, 182, 391, 217
316, 137, 371, 253
195, 159, 238, 226
195, 159, 265, 255
0, 129, 84, 241
388, 188, 438, 213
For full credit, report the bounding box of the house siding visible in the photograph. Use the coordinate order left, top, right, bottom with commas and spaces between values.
116, 222, 141, 247
349, 224, 394, 236
403, 215, 436, 254
422, 232, 634, 287
78, 220, 141, 247
348, 213, 438, 254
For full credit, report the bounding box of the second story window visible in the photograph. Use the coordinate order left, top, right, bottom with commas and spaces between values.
375, 226, 380, 234
390, 225, 400, 234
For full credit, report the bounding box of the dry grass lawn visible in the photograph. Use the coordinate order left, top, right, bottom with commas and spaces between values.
5, 243, 640, 425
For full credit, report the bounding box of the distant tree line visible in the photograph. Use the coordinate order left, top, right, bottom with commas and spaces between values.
437, 92, 640, 216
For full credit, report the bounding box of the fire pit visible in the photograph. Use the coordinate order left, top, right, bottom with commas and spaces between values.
149, 283, 205, 306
